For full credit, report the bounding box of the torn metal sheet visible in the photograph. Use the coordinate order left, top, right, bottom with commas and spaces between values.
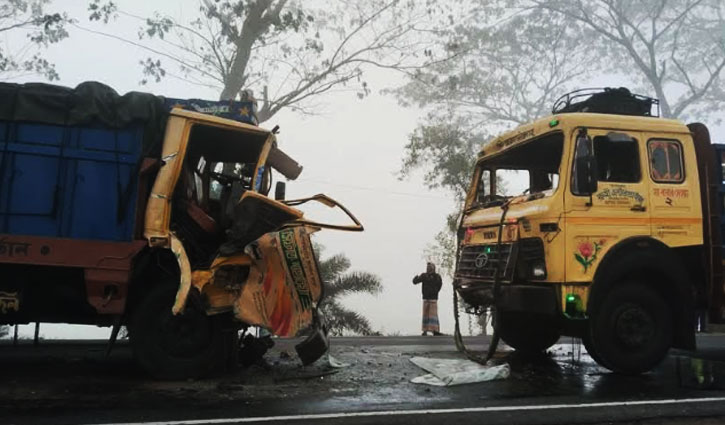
227, 226, 322, 337
410, 357, 510, 386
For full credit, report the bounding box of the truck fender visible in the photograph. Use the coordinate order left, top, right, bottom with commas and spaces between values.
169, 234, 192, 315
590, 236, 695, 350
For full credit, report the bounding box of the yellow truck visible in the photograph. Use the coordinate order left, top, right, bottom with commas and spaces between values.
454, 88, 724, 374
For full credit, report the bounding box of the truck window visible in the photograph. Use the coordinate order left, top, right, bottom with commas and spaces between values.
496, 169, 531, 196
475, 131, 563, 206
648, 139, 684, 183
594, 135, 640, 183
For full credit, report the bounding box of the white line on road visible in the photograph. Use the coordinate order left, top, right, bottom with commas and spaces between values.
89, 396, 725, 425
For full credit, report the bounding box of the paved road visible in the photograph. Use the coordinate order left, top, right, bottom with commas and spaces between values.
4, 335, 725, 425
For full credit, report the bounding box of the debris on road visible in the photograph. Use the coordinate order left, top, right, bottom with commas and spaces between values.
273, 369, 340, 383
410, 356, 510, 386
327, 354, 350, 369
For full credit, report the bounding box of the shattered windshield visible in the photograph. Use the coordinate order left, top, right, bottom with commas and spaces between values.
474, 132, 564, 208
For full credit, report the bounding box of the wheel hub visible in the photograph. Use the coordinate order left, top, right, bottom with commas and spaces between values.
157, 309, 212, 358
614, 305, 655, 349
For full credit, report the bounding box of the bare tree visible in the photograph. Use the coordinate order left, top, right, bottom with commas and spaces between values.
0, 0, 71, 80
531, 0, 725, 119
87, 0, 447, 123
395, 2, 595, 200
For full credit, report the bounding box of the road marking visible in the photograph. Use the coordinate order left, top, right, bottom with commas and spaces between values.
91, 396, 725, 425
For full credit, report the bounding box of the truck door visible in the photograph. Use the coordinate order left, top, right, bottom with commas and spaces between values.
564, 128, 650, 283
646, 135, 700, 244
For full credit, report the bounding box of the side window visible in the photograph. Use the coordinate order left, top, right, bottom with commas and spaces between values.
593, 135, 640, 183
648, 140, 684, 183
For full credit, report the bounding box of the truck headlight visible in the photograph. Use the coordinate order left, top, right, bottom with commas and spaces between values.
530, 261, 547, 279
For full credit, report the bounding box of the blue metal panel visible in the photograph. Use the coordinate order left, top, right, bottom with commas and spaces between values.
0, 121, 144, 241
4, 150, 62, 236
62, 126, 142, 241
65, 159, 123, 240
3, 122, 65, 238
16, 123, 63, 146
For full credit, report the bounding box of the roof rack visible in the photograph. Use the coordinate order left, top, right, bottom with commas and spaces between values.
552, 87, 660, 117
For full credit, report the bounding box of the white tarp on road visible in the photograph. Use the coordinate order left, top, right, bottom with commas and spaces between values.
410, 357, 510, 386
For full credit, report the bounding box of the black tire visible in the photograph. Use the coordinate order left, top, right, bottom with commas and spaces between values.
497, 312, 560, 355
589, 281, 672, 375
582, 330, 607, 367
129, 284, 231, 380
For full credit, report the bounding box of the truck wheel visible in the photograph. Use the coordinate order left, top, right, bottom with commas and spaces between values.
498, 312, 560, 355
129, 284, 230, 380
589, 282, 672, 375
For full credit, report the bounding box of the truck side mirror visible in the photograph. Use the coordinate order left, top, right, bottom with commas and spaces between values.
275, 181, 286, 201
573, 133, 598, 196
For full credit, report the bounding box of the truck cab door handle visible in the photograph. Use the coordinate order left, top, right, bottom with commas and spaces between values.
631, 205, 646, 212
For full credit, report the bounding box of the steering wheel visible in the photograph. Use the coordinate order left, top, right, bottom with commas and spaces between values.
209, 171, 245, 186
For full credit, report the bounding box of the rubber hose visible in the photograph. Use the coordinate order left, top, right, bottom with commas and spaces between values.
485, 201, 511, 361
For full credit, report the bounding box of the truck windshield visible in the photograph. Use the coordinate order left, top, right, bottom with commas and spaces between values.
474, 132, 564, 208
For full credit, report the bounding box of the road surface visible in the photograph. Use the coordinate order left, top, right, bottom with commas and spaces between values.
3, 335, 725, 424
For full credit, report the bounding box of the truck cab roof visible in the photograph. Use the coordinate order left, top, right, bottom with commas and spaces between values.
479, 113, 691, 160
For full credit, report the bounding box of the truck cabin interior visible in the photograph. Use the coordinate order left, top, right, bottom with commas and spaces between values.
172, 123, 270, 266
476, 132, 564, 207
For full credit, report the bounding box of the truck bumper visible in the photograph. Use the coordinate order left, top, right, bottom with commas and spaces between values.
456, 280, 558, 316
498, 284, 558, 316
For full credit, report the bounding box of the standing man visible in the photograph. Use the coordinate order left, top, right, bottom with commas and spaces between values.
413, 262, 443, 336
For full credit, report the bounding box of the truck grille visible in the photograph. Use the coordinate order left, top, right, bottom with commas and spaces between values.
456, 243, 516, 282
519, 238, 544, 262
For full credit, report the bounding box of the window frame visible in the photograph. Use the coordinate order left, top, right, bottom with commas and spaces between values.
476, 130, 564, 201
592, 133, 642, 184
475, 168, 492, 204
647, 138, 685, 184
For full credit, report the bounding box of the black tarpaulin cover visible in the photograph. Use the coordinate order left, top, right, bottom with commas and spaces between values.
0, 80, 167, 156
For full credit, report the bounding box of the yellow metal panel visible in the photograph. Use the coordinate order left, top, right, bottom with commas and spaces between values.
253, 135, 276, 193
480, 113, 690, 159
170, 108, 271, 135
646, 132, 704, 247
144, 116, 190, 243
170, 234, 192, 315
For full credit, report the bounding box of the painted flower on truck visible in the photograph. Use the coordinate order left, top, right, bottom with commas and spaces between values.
574, 239, 605, 272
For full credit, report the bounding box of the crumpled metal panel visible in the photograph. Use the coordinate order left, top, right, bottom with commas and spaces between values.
231, 226, 322, 337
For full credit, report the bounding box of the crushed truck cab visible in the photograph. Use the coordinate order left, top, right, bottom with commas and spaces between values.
456, 88, 723, 374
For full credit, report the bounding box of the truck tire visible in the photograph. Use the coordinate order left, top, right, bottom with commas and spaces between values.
589, 281, 672, 375
129, 284, 231, 380
497, 312, 560, 355
583, 330, 609, 368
